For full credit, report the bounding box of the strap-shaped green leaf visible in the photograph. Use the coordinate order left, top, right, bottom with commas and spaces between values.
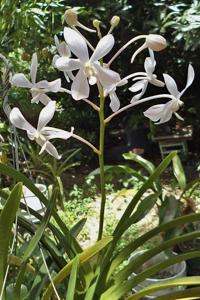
119, 191, 160, 234
123, 152, 155, 175
181, 177, 200, 198
97, 152, 178, 289
0, 162, 82, 257
70, 218, 87, 237
172, 154, 186, 190
14, 188, 58, 298
65, 255, 79, 300
125, 276, 200, 300
0, 182, 22, 291
114, 152, 176, 237
84, 281, 98, 300
42, 237, 113, 300
0, 162, 94, 289
114, 251, 200, 299
115, 230, 200, 284
89, 165, 146, 183
153, 287, 200, 300
25, 189, 57, 261
107, 213, 200, 282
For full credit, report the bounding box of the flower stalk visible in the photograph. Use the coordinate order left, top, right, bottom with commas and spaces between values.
97, 84, 106, 241
71, 133, 100, 154
104, 94, 174, 124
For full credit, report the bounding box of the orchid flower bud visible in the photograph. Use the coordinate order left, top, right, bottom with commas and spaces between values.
65, 8, 96, 32
108, 15, 120, 34
145, 34, 167, 51
110, 16, 120, 27
93, 19, 101, 29
64, 9, 78, 26
93, 19, 102, 38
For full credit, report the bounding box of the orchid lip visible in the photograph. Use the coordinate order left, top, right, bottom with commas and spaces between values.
84, 62, 95, 77
34, 131, 46, 141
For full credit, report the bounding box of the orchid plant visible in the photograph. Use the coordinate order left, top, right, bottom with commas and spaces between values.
2, 8, 200, 300
9, 8, 194, 241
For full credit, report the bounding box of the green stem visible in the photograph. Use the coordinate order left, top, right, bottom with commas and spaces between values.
97, 85, 106, 241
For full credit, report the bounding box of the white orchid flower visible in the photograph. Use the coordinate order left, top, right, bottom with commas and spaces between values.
105, 78, 128, 112
9, 101, 73, 159
53, 35, 74, 83
144, 64, 195, 124
129, 50, 164, 103
11, 53, 62, 105
55, 27, 121, 100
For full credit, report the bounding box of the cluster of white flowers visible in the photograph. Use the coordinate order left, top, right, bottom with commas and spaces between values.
9, 9, 194, 159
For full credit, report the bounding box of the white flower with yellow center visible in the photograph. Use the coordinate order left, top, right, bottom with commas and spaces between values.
11, 53, 62, 105
55, 27, 121, 100
130, 50, 164, 102
144, 64, 194, 124
9, 101, 73, 159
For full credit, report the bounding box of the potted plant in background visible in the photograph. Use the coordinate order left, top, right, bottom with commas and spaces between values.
129, 250, 186, 298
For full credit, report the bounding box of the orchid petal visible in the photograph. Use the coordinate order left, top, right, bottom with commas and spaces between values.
30, 53, 38, 84
90, 34, 115, 63
37, 101, 56, 131
117, 78, 128, 87
59, 41, 71, 57
9, 108, 36, 133
144, 100, 176, 124
89, 76, 97, 85
144, 56, 155, 76
38, 94, 51, 106
11, 74, 32, 88
109, 91, 120, 112
157, 108, 173, 124
130, 81, 148, 103
143, 104, 165, 122
31, 93, 41, 104
94, 63, 121, 92
163, 74, 179, 98
65, 71, 74, 81
64, 27, 89, 63
36, 79, 61, 92
52, 54, 60, 67
174, 112, 184, 121
150, 78, 165, 87
129, 80, 146, 92
55, 57, 81, 72
41, 127, 74, 140
179, 64, 195, 97
27, 131, 36, 141
149, 49, 155, 63
54, 35, 60, 50
56, 37, 71, 57
71, 68, 89, 100
64, 72, 70, 82
39, 141, 61, 159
